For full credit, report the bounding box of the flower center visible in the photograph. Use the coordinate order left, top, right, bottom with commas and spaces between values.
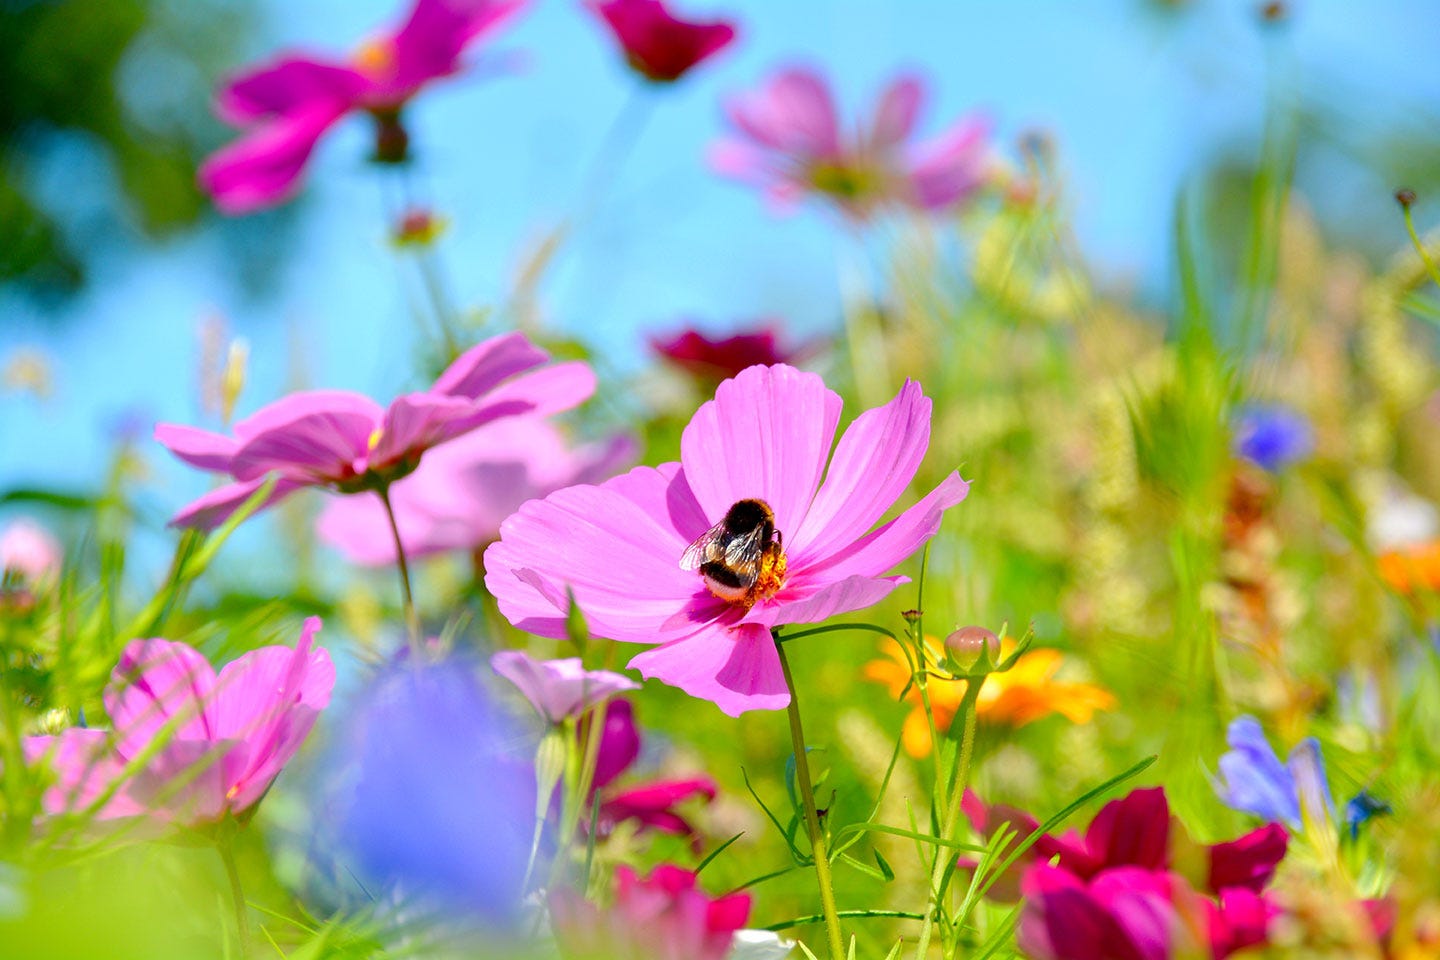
352, 37, 396, 79
750, 543, 787, 605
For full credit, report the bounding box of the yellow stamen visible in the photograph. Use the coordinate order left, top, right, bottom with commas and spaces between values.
353, 37, 395, 77
367, 427, 384, 451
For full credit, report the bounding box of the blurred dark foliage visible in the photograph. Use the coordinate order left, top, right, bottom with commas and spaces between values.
0, 0, 286, 304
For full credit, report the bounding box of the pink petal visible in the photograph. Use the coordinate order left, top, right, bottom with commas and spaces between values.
233, 389, 385, 442
627, 622, 789, 717
1085, 787, 1170, 872
369, 392, 484, 468
216, 55, 367, 123
483, 464, 714, 644
490, 651, 638, 723
230, 407, 380, 482
105, 639, 219, 762
169, 475, 307, 531
198, 102, 350, 214
906, 112, 991, 212
817, 472, 969, 581
24, 729, 144, 820
153, 423, 239, 472
679, 364, 841, 544
592, 698, 640, 791
430, 331, 549, 400
479, 360, 596, 417
868, 73, 925, 150
726, 66, 841, 158
391, 0, 528, 90
707, 138, 779, 185
789, 379, 932, 563
126, 737, 232, 823
753, 574, 903, 630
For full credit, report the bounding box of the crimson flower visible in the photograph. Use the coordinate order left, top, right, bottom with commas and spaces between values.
587, 0, 736, 83
548, 864, 750, 960
200, 0, 527, 213
649, 323, 822, 387
589, 699, 717, 846
155, 332, 593, 530
25, 619, 333, 824
710, 66, 991, 219
484, 364, 968, 716
316, 416, 634, 565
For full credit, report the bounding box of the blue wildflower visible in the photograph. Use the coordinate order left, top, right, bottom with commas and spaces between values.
1344, 790, 1392, 842
1215, 716, 1335, 831
1233, 405, 1313, 472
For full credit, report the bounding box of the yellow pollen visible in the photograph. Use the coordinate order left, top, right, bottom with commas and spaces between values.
749, 546, 788, 606
367, 427, 383, 451
353, 37, 395, 77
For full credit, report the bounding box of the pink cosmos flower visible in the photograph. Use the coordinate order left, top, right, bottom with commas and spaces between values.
548, 864, 750, 960
0, 517, 62, 585
200, 0, 527, 213
649, 323, 823, 387
316, 416, 635, 566
1018, 864, 1277, 960
589, 699, 717, 846
711, 66, 991, 220
155, 332, 594, 531
484, 364, 968, 716
490, 650, 638, 724
587, 0, 736, 83
25, 619, 333, 824
961, 787, 1288, 903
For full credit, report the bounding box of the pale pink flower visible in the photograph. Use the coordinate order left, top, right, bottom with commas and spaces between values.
587, 0, 736, 83
484, 363, 968, 716
25, 619, 334, 824
549, 864, 751, 960
200, 0, 527, 213
155, 332, 594, 530
315, 416, 635, 565
711, 66, 991, 219
491, 650, 638, 724
0, 517, 62, 584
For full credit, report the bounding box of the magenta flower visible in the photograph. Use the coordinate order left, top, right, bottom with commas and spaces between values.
962, 787, 1288, 904
155, 332, 594, 530
589, 699, 717, 846
200, 0, 527, 213
548, 864, 751, 960
484, 364, 968, 716
316, 416, 635, 566
490, 650, 638, 724
25, 619, 333, 824
649, 323, 823, 387
587, 0, 736, 83
710, 66, 991, 219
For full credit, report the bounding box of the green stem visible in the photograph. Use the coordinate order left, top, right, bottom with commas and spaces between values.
416, 248, 461, 362
217, 838, 251, 956
774, 634, 845, 960
377, 485, 421, 654
1401, 205, 1440, 291
914, 681, 982, 960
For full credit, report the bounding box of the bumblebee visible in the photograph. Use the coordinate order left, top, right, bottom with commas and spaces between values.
679, 498, 786, 605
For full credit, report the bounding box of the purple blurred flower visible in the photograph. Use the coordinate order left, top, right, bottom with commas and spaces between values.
155, 332, 594, 531
490, 650, 638, 724
710, 66, 991, 219
1215, 716, 1335, 831
336, 657, 532, 924
587, 0, 736, 83
316, 416, 634, 566
200, 0, 528, 213
484, 364, 968, 716
1233, 406, 1313, 472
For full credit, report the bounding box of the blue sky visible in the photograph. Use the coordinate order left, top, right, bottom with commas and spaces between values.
4, 0, 1439, 511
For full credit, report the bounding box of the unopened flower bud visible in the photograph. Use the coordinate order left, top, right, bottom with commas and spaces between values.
1396, 188, 1417, 210
944, 626, 1000, 672
220, 339, 248, 427
901, 609, 921, 626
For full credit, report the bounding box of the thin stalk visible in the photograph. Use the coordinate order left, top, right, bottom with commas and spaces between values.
914, 681, 982, 960
774, 634, 845, 960
1401, 204, 1440, 291
376, 485, 421, 653
416, 248, 461, 362
217, 839, 252, 956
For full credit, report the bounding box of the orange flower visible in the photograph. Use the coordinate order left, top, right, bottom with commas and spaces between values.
1378, 541, 1440, 595
863, 638, 1115, 758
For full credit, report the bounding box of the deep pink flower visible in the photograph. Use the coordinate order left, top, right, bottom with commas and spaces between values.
25, 619, 333, 824
490, 650, 638, 724
710, 66, 991, 219
589, 699, 717, 846
587, 0, 736, 83
156, 332, 594, 530
549, 864, 750, 960
484, 364, 968, 716
962, 788, 1288, 903
0, 517, 62, 585
649, 323, 823, 386
200, 0, 527, 213
316, 416, 635, 565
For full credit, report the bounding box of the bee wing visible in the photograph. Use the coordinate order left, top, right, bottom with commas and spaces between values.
679, 519, 729, 571
721, 525, 768, 575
